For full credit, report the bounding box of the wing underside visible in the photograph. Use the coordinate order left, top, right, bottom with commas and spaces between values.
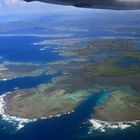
24, 0, 140, 10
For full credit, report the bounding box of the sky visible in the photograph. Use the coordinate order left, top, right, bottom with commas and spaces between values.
0, 0, 97, 23
0, 0, 88, 16
0, 0, 139, 14
0, 0, 139, 22
0, 0, 108, 24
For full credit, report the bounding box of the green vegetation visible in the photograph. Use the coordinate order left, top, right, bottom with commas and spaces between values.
72, 38, 138, 55
125, 53, 140, 60
86, 60, 140, 76
3, 37, 140, 121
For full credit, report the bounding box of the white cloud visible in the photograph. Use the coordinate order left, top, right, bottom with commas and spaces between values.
4, 0, 20, 4
0, 0, 25, 6
0, 0, 99, 17
0, 0, 84, 17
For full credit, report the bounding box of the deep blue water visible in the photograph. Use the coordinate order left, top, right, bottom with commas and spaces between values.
0, 36, 64, 63
0, 92, 140, 140
0, 71, 62, 95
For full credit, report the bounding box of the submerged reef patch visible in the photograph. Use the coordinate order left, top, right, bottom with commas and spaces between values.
89, 86, 140, 132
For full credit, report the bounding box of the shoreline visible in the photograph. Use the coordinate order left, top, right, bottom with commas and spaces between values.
0, 92, 140, 132
89, 118, 140, 133
0, 93, 32, 130
0, 93, 74, 130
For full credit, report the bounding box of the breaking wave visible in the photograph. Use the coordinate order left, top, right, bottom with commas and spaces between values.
89, 118, 140, 133
0, 93, 74, 130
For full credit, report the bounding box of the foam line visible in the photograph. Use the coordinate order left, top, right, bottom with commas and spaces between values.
0, 94, 34, 130
0, 93, 74, 130
89, 118, 140, 133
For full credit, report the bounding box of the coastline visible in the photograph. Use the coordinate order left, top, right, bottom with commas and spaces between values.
0, 93, 32, 130
0, 93, 74, 130
89, 118, 140, 133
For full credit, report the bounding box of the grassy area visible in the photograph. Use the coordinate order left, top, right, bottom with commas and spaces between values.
86, 62, 140, 76
124, 53, 140, 60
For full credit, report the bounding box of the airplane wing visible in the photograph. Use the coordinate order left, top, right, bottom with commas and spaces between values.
24, 0, 140, 10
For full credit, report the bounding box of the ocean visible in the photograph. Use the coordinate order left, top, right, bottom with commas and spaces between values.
0, 11, 140, 140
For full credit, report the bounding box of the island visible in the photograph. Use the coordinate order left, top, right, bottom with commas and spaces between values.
4, 83, 91, 119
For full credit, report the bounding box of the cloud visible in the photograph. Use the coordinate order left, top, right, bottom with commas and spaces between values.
0, 0, 85, 17
4, 0, 19, 4
0, 0, 26, 6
